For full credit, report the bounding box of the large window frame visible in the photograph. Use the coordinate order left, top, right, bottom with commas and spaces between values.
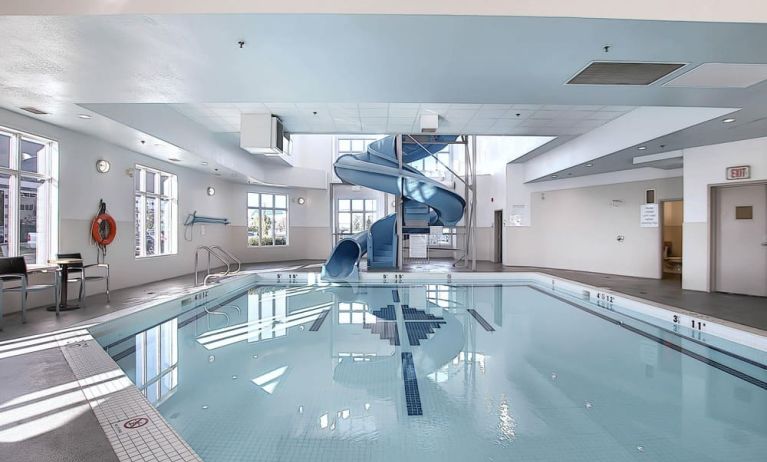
335, 198, 378, 241
336, 136, 384, 159
408, 145, 452, 179
338, 302, 375, 324
0, 126, 58, 264
247, 288, 288, 342
247, 192, 289, 247
135, 318, 178, 406
134, 164, 178, 258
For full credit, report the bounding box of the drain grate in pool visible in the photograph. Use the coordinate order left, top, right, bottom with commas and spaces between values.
309, 310, 330, 331
392, 289, 400, 303
467, 309, 495, 332
401, 352, 422, 416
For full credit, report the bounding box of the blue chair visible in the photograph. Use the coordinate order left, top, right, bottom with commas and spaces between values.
0, 257, 59, 330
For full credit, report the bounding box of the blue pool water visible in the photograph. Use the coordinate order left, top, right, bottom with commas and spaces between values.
90, 281, 767, 462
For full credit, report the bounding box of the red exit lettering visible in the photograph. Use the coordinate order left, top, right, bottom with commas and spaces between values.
726, 166, 750, 180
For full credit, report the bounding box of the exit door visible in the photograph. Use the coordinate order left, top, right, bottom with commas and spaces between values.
715, 184, 767, 296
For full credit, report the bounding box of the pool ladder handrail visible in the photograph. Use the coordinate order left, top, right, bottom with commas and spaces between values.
210, 245, 242, 274
194, 246, 241, 286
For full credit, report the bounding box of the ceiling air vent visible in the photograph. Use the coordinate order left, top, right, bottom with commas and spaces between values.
19, 106, 49, 115
567, 62, 685, 86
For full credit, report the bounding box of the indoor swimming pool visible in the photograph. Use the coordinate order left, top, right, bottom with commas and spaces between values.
89, 280, 767, 462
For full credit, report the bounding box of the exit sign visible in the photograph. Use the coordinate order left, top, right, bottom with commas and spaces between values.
726, 165, 751, 180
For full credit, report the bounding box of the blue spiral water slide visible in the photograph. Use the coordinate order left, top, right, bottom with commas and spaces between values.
321, 135, 466, 280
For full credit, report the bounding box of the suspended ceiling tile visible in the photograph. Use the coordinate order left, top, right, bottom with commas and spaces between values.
664, 63, 767, 88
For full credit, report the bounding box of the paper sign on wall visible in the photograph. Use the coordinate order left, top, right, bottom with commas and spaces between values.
640, 204, 659, 227
409, 235, 429, 258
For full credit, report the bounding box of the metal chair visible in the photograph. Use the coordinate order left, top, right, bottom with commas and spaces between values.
0, 257, 59, 329
57, 252, 110, 306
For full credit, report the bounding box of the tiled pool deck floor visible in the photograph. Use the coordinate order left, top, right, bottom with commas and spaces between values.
0, 259, 764, 462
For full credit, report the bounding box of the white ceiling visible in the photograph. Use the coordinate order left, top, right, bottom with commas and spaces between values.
0, 13, 764, 182
3, 0, 767, 24
171, 103, 634, 136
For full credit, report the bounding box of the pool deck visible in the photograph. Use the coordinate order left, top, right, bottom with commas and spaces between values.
0, 259, 764, 462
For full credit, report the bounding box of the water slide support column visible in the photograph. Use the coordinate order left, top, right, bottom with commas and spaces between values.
328, 183, 337, 252
458, 135, 478, 271
461, 135, 468, 268
471, 135, 478, 271
396, 134, 404, 270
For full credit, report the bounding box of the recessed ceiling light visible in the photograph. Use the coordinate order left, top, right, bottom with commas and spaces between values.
201, 161, 209, 166
168, 157, 181, 162
722, 118, 736, 123
78, 114, 92, 119
637, 146, 647, 150
586, 163, 593, 167
551, 175, 558, 178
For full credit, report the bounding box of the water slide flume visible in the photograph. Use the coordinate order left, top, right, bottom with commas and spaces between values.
322, 135, 466, 280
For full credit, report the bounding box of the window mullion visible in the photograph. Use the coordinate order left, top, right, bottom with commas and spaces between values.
260, 208, 265, 247
140, 193, 147, 257
154, 194, 161, 255
8, 173, 19, 258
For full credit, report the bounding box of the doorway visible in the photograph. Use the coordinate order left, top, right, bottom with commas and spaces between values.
493, 209, 503, 263
713, 183, 767, 297
660, 200, 684, 283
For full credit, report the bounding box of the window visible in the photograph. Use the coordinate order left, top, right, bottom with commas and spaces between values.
426, 284, 453, 308
338, 352, 377, 362
429, 227, 456, 247
338, 302, 375, 324
0, 126, 57, 264
408, 146, 452, 179
336, 136, 384, 158
135, 318, 178, 405
134, 165, 177, 257
336, 199, 378, 240
247, 193, 288, 246
247, 288, 287, 341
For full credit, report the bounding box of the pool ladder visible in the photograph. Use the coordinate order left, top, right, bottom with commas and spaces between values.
194, 245, 242, 286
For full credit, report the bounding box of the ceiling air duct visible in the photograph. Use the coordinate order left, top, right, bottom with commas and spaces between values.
420, 114, 439, 133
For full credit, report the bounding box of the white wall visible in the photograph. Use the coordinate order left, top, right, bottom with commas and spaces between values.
0, 109, 343, 314
471, 174, 505, 261
504, 167, 683, 278
0, 108, 252, 312
226, 184, 331, 263
682, 137, 767, 291
291, 135, 335, 173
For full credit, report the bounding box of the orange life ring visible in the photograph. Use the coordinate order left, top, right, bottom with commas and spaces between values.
91, 213, 117, 246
